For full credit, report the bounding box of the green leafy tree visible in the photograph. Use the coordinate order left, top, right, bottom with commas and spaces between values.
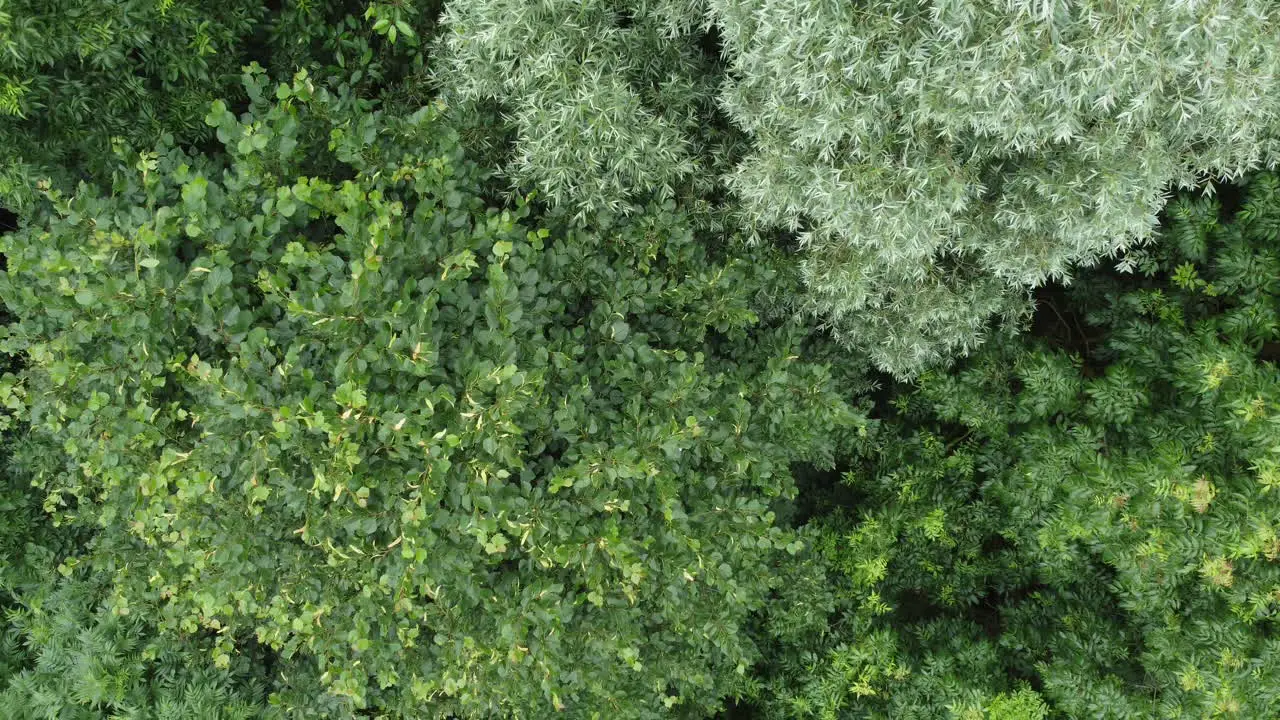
0, 0, 256, 197
736, 421, 1046, 719
0, 69, 861, 717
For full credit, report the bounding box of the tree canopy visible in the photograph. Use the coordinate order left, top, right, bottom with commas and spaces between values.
3, 2, 1280, 718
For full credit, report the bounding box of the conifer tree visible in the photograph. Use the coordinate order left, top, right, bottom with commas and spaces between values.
741, 173, 1280, 718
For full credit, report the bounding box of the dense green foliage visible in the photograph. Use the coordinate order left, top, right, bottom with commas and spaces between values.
0, 69, 858, 717
742, 175, 1280, 718
0, 0, 435, 205
4, 1, 1280, 719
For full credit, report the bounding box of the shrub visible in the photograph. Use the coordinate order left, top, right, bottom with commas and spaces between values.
0, 69, 861, 717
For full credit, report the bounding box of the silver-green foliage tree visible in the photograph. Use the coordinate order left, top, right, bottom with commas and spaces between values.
436, 0, 720, 216
0, 69, 861, 717
713, 0, 1280, 375
439, 0, 1280, 376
